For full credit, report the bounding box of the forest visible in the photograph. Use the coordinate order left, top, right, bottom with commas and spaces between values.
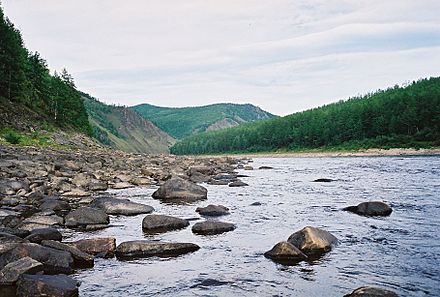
171, 78, 440, 155
0, 6, 90, 134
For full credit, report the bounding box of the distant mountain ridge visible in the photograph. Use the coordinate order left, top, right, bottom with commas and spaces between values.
83, 94, 175, 154
132, 103, 276, 139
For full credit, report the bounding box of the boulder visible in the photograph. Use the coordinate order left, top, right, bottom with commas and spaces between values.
287, 226, 337, 255
228, 180, 248, 187
16, 274, 79, 297
152, 177, 207, 202
71, 237, 116, 258
64, 207, 109, 228
41, 240, 94, 268
343, 201, 392, 216
0, 257, 43, 285
0, 243, 73, 274
25, 228, 62, 244
91, 197, 154, 216
196, 205, 230, 216
39, 198, 71, 215
142, 215, 189, 233
21, 214, 64, 227
115, 241, 200, 259
264, 241, 308, 264
344, 286, 399, 297
192, 221, 236, 235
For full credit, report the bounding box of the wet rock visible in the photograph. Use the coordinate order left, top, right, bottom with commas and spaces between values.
228, 180, 248, 187
0, 257, 43, 285
343, 201, 393, 217
312, 178, 334, 182
250, 202, 262, 206
25, 228, 62, 244
115, 241, 200, 259
39, 198, 71, 215
91, 197, 154, 216
152, 177, 207, 202
142, 215, 189, 233
16, 274, 79, 297
41, 240, 94, 268
344, 286, 399, 297
287, 226, 337, 256
264, 241, 308, 264
0, 243, 73, 274
64, 207, 109, 228
208, 179, 229, 186
244, 166, 254, 170
196, 205, 230, 216
71, 237, 116, 258
259, 166, 273, 170
192, 221, 236, 235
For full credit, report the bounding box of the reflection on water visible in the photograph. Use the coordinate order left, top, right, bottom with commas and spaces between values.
70, 156, 440, 296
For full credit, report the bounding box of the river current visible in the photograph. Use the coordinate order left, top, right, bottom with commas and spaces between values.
69, 156, 440, 297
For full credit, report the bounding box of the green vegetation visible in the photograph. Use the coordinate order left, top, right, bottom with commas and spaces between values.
0, 128, 52, 146
132, 103, 275, 139
171, 78, 440, 155
0, 5, 90, 134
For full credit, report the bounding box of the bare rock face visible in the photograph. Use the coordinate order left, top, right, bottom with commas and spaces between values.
0, 257, 43, 285
152, 177, 207, 202
64, 207, 109, 228
343, 201, 393, 216
196, 205, 230, 216
70, 237, 116, 258
344, 286, 399, 297
115, 241, 200, 259
192, 221, 236, 235
91, 197, 154, 216
16, 274, 79, 297
264, 241, 308, 264
287, 226, 337, 255
142, 215, 189, 233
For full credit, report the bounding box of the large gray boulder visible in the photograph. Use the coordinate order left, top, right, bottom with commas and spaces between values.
344, 286, 399, 297
91, 197, 154, 216
192, 221, 235, 235
115, 241, 200, 259
287, 226, 337, 256
25, 228, 62, 244
142, 215, 189, 233
16, 274, 79, 297
0, 243, 73, 274
0, 257, 43, 285
343, 201, 393, 216
264, 241, 308, 264
196, 205, 230, 216
152, 177, 207, 202
41, 240, 94, 268
64, 207, 109, 228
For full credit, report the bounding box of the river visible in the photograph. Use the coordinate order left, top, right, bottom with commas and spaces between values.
68, 156, 440, 296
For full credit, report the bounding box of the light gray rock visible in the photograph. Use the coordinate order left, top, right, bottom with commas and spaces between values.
64, 207, 109, 228
91, 197, 154, 216
0, 257, 43, 285
152, 177, 207, 202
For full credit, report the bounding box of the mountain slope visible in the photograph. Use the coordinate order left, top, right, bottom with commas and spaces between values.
84, 94, 175, 154
171, 77, 440, 155
132, 103, 276, 139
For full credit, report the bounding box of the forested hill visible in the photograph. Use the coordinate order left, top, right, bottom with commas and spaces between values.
132, 103, 276, 139
171, 78, 440, 155
0, 6, 90, 134
84, 94, 175, 154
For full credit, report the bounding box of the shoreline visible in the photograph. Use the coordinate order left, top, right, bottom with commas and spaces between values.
205, 148, 440, 158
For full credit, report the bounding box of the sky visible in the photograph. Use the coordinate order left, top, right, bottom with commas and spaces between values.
2, 0, 440, 116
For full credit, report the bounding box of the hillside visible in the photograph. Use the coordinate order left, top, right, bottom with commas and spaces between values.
132, 103, 276, 139
171, 77, 440, 155
84, 94, 175, 154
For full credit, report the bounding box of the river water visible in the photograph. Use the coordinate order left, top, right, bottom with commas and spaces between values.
69, 156, 440, 297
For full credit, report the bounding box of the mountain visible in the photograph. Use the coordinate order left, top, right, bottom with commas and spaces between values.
132, 103, 276, 139
84, 94, 175, 154
171, 77, 440, 155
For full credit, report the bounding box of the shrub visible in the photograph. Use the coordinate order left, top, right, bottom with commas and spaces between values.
4, 131, 21, 144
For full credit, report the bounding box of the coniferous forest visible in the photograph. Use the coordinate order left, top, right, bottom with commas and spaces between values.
0, 6, 90, 134
171, 78, 440, 155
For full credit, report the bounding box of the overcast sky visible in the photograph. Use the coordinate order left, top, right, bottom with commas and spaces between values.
2, 0, 440, 115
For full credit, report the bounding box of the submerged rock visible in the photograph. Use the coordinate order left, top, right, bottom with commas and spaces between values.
115, 241, 200, 259
142, 215, 189, 233
16, 274, 79, 297
344, 286, 399, 297
312, 178, 334, 182
343, 201, 393, 216
264, 241, 308, 264
192, 221, 236, 235
64, 207, 109, 228
0, 257, 43, 285
287, 226, 337, 255
196, 205, 230, 216
91, 196, 154, 216
152, 177, 207, 202
71, 237, 116, 258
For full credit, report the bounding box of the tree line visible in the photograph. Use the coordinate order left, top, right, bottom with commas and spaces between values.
171, 78, 440, 155
0, 6, 90, 134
